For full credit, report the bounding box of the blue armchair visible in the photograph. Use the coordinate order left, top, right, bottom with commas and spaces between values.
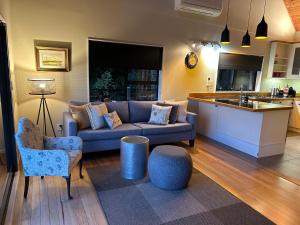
15, 117, 83, 199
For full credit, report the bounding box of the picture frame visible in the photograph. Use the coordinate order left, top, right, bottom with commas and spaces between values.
35, 46, 70, 71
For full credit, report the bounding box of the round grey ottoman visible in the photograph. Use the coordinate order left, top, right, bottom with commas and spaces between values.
121, 136, 149, 180
148, 145, 193, 190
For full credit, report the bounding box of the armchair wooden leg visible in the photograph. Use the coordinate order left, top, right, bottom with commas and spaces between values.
65, 175, 73, 200
189, 140, 195, 147
24, 176, 29, 198
41, 176, 44, 179
79, 159, 84, 179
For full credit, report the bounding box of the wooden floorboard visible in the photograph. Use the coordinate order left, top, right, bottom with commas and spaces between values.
7, 136, 300, 225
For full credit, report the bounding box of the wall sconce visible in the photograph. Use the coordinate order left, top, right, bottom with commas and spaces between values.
191, 40, 221, 51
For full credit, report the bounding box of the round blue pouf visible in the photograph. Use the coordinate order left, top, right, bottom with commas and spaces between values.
148, 145, 193, 190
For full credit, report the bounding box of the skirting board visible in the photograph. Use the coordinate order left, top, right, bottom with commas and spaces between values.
215, 133, 285, 158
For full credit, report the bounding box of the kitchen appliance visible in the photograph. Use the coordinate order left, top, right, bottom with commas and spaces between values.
278, 90, 284, 97
271, 87, 279, 97
288, 87, 296, 97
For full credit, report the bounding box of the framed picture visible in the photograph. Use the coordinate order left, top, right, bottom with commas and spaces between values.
35, 46, 70, 71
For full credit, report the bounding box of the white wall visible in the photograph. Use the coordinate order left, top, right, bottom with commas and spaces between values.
9, 0, 295, 134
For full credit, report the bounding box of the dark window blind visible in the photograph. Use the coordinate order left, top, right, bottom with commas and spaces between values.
219, 53, 263, 71
89, 40, 163, 70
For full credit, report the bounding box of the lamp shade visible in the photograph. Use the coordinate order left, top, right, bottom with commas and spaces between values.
28, 78, 56, 95
221, 25, 230, 44
241, 31, 251, 47
255, 16, 268, 39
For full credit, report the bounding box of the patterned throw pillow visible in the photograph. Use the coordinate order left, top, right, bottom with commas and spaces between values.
103, 111, 122, 129
69, 104, 91, 130
85, 103, 108, 130
156, 102, 179, 124
165, 100, 188, 123
148, 104, 172, 125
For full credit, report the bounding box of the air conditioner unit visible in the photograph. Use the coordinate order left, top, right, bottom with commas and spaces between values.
175, 0, 223, 17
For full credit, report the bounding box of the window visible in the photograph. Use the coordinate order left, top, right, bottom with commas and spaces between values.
216, 69, 258, 91
217, 53, 263, 91
89, 40, 163, 101
89, 68, 159, 102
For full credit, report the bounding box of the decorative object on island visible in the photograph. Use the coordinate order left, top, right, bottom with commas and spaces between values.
35, 46, 70, 71
185, 52, 198, 69
220, 0, 231, 44
255, 0, 268, 39
121, 136, 149, 180
241, 0, 253, 48
28, 78, 56, 136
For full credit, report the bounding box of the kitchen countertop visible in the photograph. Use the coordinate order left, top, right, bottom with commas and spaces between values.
189, 92, 300, 100
248, 96, 297, 101
188, 97, 293, 112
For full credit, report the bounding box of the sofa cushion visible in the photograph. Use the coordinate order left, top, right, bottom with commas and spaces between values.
77, 123, 141, 141
134, 122, 192, 135
148, 104, 172, 125
103, 111, 122, 129
165, 100, 188, 123
129, 101, 157, 123
106, 101, 129, 123
156, 102, 179, 124
85, 103, 108, 130
69, 104, 91, 130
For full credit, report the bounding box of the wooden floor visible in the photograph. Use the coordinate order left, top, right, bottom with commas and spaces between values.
6, 136, 300, 225
258, 133, 300, 185
0, 153, 8, 204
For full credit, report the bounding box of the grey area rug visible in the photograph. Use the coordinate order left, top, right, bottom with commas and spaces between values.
87, 163, 274, 225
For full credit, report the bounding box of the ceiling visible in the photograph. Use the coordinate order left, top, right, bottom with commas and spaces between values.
283, 0, 300, 31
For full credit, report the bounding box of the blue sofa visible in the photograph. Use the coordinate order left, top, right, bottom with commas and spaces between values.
63, 101, 197, 153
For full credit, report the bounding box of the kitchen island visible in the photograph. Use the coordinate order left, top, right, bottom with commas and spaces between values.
188, 97, 292, 158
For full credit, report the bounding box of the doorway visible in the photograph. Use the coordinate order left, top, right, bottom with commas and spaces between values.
0, 19, 18, 223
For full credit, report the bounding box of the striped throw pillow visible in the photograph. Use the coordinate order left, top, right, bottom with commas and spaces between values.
85, 103, 108, 130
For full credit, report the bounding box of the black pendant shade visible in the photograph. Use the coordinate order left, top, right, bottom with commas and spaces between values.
241, 31, 251, 47
221, 25, 230, 44
255, 16, 268, 39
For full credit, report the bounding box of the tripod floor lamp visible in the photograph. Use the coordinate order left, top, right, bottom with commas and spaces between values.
28, 78, 56, 137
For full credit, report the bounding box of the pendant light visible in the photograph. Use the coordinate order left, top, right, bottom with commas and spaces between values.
221, 0, 231, 44
255, 0, 268, 39
241, 0, 253, 48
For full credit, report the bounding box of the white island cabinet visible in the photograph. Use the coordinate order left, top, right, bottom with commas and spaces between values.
188, 99, 291, 158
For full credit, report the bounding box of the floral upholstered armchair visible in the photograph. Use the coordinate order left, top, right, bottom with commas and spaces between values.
15, 117, 83, 200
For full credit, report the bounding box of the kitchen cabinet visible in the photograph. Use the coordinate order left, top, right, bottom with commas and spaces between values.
197, 102, 218, 139
287, 43, 300, 78
189, 99, 290, 158
267, 42, 290, 79
271, 100, 294, 128
267, 41, 300, 79
289, 100, 300, 131
272, 100, 293, 106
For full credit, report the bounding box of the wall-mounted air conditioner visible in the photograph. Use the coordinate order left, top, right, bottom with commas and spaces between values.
175, 0, 223, 17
